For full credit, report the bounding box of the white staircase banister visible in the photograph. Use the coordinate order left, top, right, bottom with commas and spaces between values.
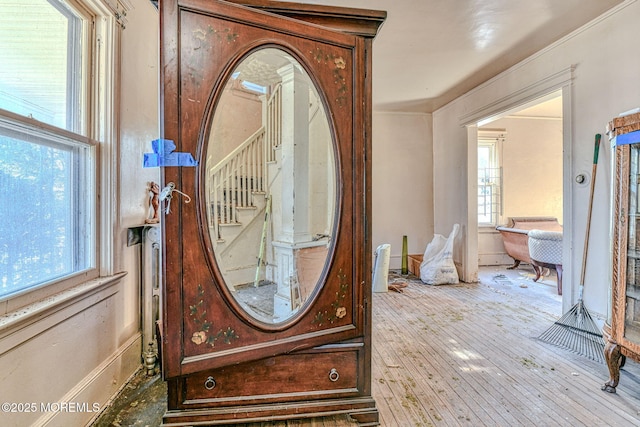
210, 126, 265, 175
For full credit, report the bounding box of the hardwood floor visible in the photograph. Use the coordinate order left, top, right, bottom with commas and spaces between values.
93, 267, 640, 426
371, 268, 640, 426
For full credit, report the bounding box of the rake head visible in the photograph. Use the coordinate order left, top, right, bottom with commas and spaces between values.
538, 300, 605, 363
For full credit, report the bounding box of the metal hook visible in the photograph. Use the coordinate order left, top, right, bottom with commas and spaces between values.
160, 182, 191, 214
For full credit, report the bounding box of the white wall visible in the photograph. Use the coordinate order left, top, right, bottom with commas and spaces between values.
0, 2, 159, 426
118, 0, 161, 339
372, 112, 433, 269
498, 117, 563, 221
433, 0, 640, 316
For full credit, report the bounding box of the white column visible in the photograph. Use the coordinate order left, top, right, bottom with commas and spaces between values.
270, 63, 313, 320
277, 63, 311, 244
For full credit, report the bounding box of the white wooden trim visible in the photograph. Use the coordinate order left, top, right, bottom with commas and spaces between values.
464, 125, 479, 283
561, 84, 574, 312
459, 66, 574, 127
0, 272, 127, 354
91, 11, 121, 276
461, 79, 572, 287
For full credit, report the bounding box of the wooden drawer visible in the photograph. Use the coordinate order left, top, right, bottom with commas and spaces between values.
172, 346, 362, 408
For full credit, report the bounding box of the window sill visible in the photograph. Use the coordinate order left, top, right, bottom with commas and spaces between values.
0, 272, 127, 354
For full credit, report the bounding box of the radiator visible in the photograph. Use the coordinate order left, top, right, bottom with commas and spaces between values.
143, 225, 161, 374
128, 224, 161, 375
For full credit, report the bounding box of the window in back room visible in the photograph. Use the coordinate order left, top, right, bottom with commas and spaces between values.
478, 129, 505, 227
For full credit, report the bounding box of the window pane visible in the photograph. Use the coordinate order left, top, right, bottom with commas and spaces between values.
0, 130, 90, 298
478, 146, 490, 171
0, 0, 83, 132
478, 143, 501, 225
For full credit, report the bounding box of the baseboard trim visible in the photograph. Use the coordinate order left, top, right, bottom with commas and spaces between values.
479, 254, 514, 266
34, 332, 142, 427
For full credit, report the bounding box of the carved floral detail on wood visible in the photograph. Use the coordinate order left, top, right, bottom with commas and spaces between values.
310, 47, 348, 107
193, 25, 239, 49
312, 269, 349, 326
189, 25, 239, 88
190, 284, 240, 347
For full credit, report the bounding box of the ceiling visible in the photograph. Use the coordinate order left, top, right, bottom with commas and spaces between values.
279, 0, 624, 114
508, 94, 563, 120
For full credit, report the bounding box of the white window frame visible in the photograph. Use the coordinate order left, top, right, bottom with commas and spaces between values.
477, 129, 505, 228
0, 0, 122, 314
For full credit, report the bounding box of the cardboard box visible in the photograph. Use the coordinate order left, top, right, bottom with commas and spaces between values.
408, 254, 423, 276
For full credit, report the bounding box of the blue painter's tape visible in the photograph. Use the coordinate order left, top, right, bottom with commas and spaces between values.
143, 139, 198, 167
613, 130, 640, 146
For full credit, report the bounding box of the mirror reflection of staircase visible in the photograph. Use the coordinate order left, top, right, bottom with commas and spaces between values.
207, 83, 283, 287
205, 53, 335, 322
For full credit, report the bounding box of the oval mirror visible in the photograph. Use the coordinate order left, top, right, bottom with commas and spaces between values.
205, 47, 337, 324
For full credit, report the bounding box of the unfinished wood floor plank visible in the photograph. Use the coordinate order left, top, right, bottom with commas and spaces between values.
367, 269, 640, 426
398, 285, 573, 425
452, 281, 640, 426
419, 282, 620, 426
372, 334, 464, 426
374, 286, 549, 426
374, 293, 525, 426
371, 353, 431, 425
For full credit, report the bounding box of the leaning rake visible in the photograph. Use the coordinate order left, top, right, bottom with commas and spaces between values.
538, 134, 605, 363
538, 286, 605, 363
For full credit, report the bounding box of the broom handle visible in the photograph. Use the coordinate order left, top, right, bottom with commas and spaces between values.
580, 134, 601, 288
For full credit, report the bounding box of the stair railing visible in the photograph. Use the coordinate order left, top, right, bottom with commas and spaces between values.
208, 84, 282, 240
265, 83, 282, 162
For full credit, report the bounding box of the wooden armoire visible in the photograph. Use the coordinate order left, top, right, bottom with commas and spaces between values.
159, 0, 385, 425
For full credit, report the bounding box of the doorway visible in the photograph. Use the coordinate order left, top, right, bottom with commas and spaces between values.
474, 91, 565, 296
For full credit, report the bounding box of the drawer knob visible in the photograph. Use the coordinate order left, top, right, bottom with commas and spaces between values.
328, 368, 340, 382
204, 376, 216, 390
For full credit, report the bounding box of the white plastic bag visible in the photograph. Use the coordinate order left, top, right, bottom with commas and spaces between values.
419, 224, 459, 285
